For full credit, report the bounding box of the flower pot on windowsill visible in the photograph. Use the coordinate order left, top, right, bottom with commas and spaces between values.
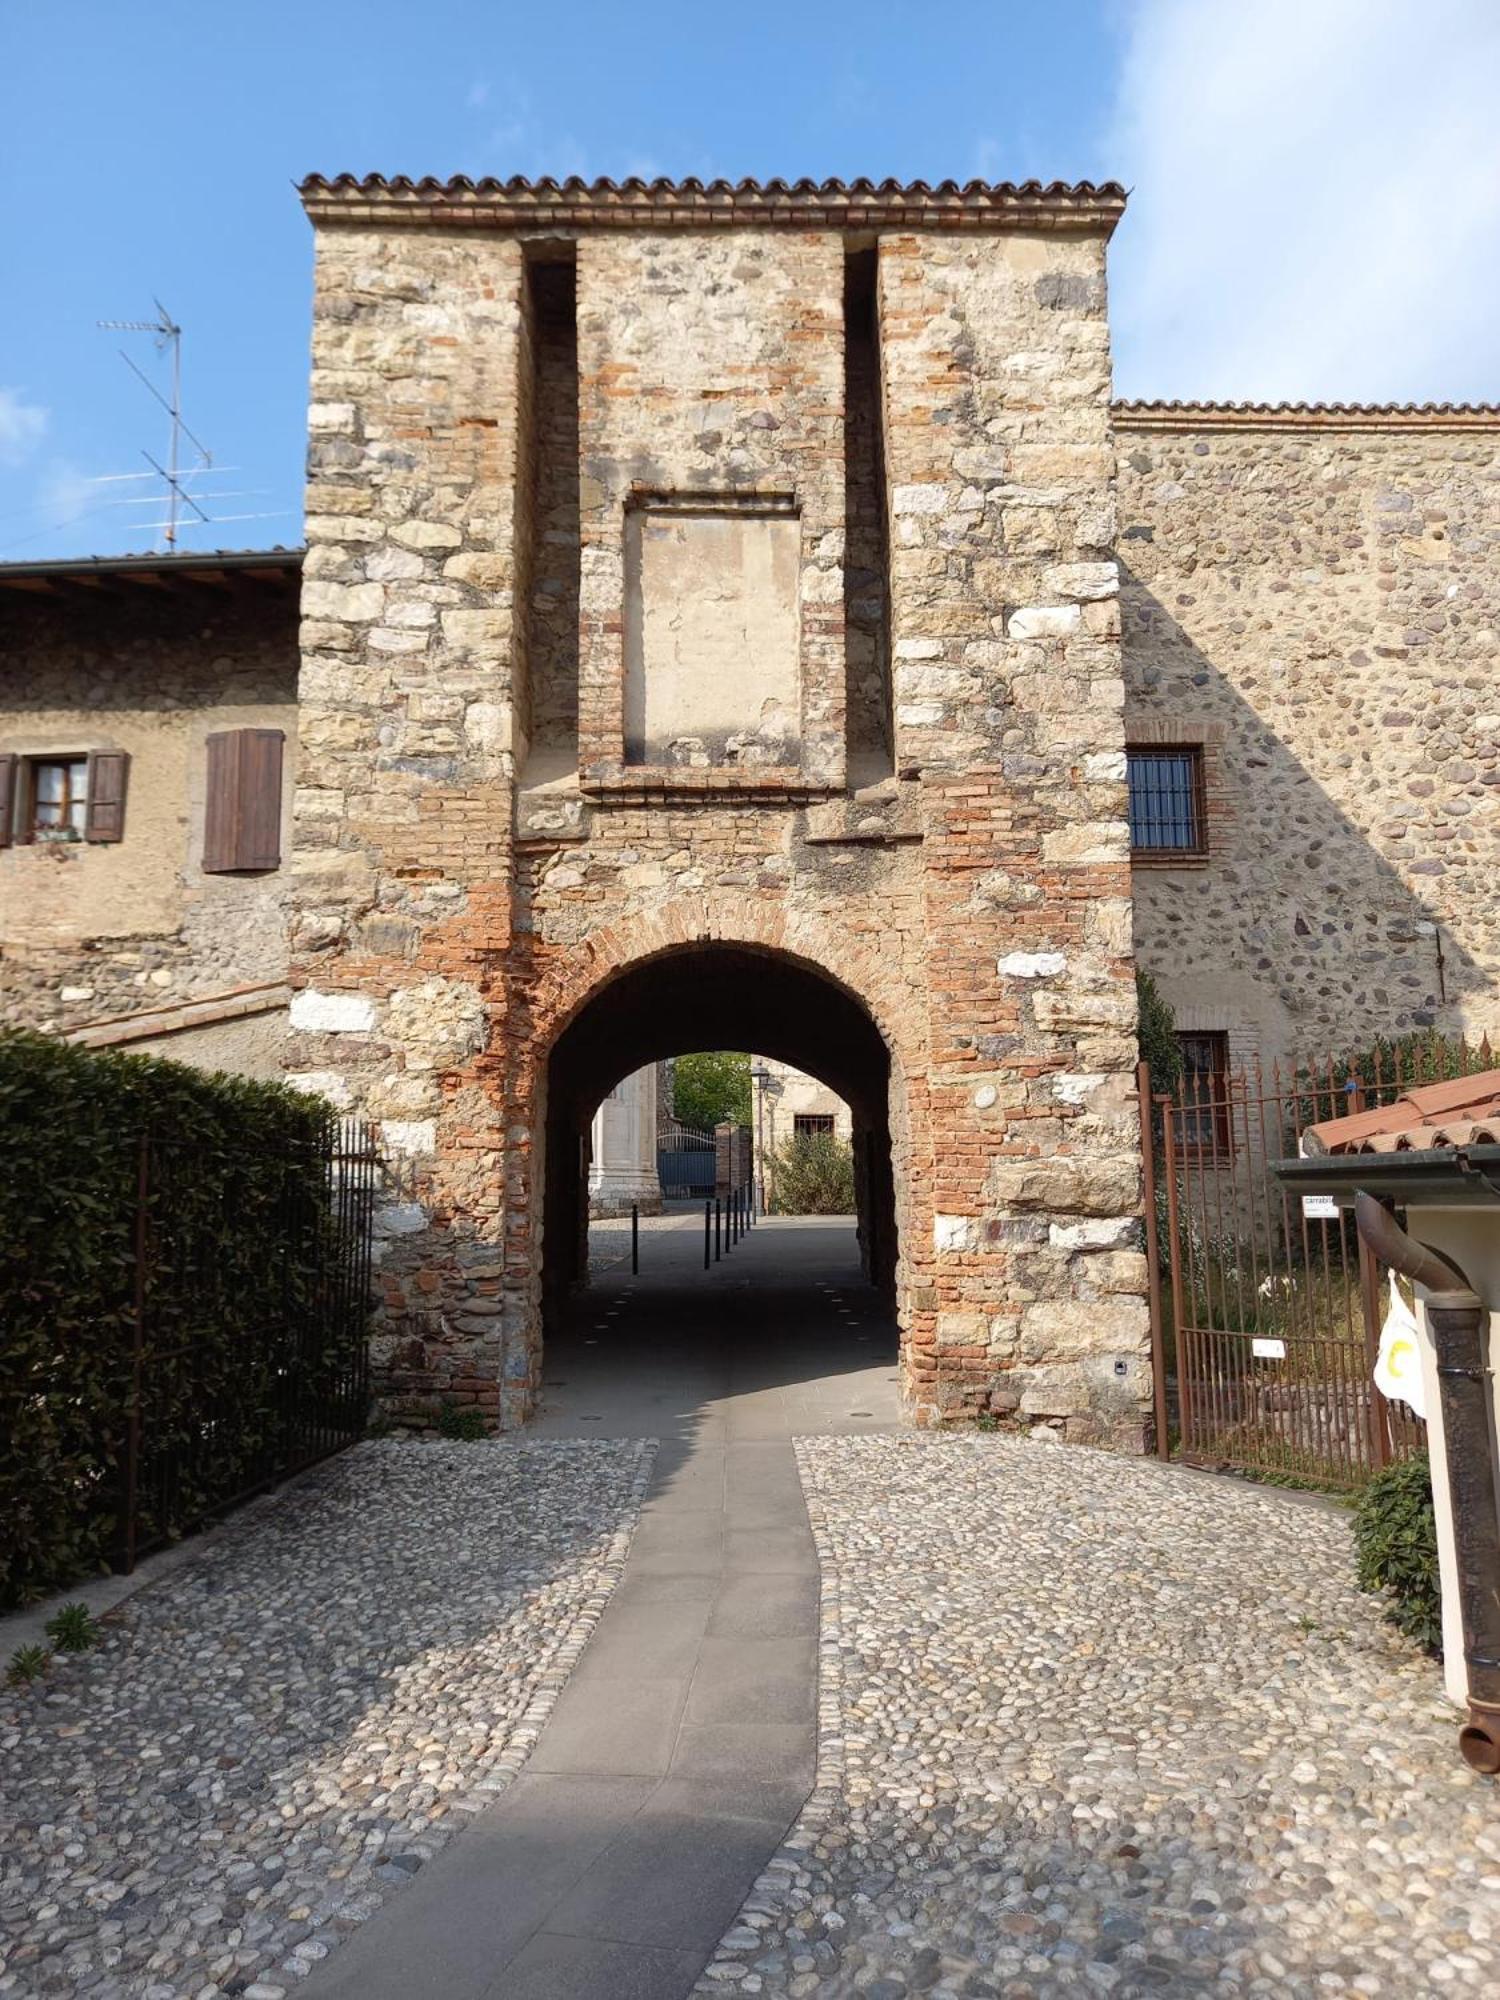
34, 827, 81, 844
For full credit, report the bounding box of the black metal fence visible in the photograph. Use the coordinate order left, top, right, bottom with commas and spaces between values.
120, 1118, 378, 1569
657, 1116, 717, 1198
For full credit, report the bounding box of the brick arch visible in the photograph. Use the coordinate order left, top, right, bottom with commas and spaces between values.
526, 892, 923, 1082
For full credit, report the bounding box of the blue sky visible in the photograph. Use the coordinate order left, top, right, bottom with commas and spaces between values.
3, 0, 1498, 560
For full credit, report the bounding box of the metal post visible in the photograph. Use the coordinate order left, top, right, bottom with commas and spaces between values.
1136, 1061, 1172, 1462
704, 1199, 711, 1270
124, 1133, 150, 1574
1161, 1095, 1192, 1455
715, 1199, 722, 1261
631, 1203, 639, 1276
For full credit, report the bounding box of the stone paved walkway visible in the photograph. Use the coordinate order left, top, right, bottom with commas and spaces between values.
696, 1435, 1500, 1999
0, 1440, 652, 1998
300, 1219, 900, 2000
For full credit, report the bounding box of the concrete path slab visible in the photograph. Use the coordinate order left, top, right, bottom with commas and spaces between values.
299, 1217, 900, 2000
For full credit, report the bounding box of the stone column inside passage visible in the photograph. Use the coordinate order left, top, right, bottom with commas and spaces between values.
589, 1064, 663, 1216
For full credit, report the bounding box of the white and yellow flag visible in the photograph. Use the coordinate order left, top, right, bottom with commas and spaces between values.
1373, 1272, 1426, 1419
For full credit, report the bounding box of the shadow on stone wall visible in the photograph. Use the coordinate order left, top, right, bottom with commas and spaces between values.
1121, 569, 1494, 1063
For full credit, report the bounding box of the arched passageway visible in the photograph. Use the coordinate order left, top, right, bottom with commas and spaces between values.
543, 943, 898, 1303
538, 942, 902, 1420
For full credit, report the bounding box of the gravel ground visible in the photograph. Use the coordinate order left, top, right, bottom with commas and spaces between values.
0, 1438, 653, 1999
698, 1434, 1500, 2000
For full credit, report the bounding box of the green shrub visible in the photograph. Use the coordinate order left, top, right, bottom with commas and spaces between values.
769, 1133, 856, 1215
5, 1645, 50, 1688
44, 1602, 102, 1653
1354, 1450, 1442, 1653
0, 1028, 361, 1609
1135, 971, 1182, 1100
437, 1404, 489, 1441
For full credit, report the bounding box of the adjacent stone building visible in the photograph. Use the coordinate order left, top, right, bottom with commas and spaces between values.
3, 174, 1498, 1442
0, 552, 299, 1072
1117, 400, 1500, 1070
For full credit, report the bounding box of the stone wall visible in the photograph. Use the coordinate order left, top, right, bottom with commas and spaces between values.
0, 585, 297, 1033
1118, 406, 1500, 1066
877, 228, 1145, 1436
575, 229, 847, 784
289, 180, 1150, 1444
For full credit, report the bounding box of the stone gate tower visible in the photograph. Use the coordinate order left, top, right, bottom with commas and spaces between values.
288, 174, 1147, 1442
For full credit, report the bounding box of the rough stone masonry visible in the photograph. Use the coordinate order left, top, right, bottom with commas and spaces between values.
287, 176, 1148, 1439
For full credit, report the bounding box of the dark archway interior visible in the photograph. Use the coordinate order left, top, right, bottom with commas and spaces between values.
542, 944, 898, 1314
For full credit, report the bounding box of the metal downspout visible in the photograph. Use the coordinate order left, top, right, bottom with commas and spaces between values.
1355, 1193, 1500, 1773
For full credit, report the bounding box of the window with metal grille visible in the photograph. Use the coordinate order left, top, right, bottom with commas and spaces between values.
793, 1113, 835, 1139
1176, 1030, 1231, 1156
1127, 746, 1206, 857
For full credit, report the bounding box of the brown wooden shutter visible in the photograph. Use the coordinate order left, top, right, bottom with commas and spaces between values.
0, 755, 15, 849
203, 728, 284, 872
84, 750, 129, 843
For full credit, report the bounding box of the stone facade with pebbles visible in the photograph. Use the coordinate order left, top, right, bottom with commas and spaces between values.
1118, 401, 1500, 1066
287, 176, 1148, 1440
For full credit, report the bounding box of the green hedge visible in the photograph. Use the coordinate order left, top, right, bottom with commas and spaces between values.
1354, 1450, 1442, 1653
0, 1029, 355, 1609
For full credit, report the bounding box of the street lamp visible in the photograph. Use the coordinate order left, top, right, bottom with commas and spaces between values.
750, 1064, 771, 1217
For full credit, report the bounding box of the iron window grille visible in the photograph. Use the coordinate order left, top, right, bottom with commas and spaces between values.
1127, 746, 1207, 858
1177, 1030, 1232, 1157
793, 1114, 836, 1139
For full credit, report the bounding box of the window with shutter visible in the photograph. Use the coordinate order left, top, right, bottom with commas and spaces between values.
0, 754, 14, 849
84, 750, 130, 843
203, 728, 285, 873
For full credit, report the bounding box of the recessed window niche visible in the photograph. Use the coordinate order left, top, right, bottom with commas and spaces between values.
622, 492, 802, 770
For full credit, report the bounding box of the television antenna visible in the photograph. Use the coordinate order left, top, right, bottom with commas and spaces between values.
97, 301, 213, 550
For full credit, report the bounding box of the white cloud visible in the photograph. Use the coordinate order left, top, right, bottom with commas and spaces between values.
0, 387, 47, 465
1106, 0, 1500, 402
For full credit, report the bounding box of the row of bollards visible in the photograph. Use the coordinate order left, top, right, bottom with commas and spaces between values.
621, 1190, 756, 1280
703, 1185, 755, 1268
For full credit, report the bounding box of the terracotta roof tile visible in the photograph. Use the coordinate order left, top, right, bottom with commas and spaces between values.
299, 174, 1127, 233
1114, 399, 1500, 429
1304, 1070, 1500, 1156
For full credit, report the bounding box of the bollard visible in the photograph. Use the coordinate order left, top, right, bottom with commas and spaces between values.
704, 1199, 711, 1270
715, 1199, 722, 1261
631, 1203, 639, 1275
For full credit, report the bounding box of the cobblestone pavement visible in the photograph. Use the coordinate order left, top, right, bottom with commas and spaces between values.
587, 1206, 705, 1276
0, 1439, 653, 1999
697, 1435, 1500, 2000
